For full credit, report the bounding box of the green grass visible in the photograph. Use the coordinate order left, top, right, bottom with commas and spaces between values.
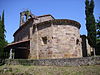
0, 65, 100, 75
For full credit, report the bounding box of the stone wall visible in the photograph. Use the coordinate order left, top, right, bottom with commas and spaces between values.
30, 19, 82, 59
30, 23, 52, 59
14, 15, 54, 42
52, 25, 82, 58
14, 20, 33, 42
5, 57, 100, 66
86, 38, 93, 55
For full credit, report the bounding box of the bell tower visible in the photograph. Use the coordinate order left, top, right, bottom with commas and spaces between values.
20, 10, 34, 26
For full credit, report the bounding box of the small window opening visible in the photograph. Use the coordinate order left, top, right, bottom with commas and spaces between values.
42, 36, 47, 44
52, 37, 53, 39
76, 39, 79, 44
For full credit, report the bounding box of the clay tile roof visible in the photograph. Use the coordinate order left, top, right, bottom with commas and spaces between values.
37, 14, 55, 19
5, 39, 30, 49
36, 19, 81, 29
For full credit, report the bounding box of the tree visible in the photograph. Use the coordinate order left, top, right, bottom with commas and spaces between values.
96, 17, 100, 42
0, 10, 7, 59
85, 0, 96, 55
96, 17, 100, 55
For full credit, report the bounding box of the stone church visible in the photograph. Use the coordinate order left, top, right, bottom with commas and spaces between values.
5, 10, 93, 59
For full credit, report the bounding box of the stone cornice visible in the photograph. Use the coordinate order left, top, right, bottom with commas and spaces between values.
36, 19, 81, 29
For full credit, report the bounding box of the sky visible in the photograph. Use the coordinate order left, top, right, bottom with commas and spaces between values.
0, 0, 100, 43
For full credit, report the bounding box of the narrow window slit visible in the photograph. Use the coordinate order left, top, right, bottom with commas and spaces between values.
42, 36, 47, 44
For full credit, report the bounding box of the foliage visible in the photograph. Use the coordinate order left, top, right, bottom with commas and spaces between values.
85, 0, 96, 48
24, 10, 31, 21
0, 10, 7, 59
95, 17, 100, 55
96, 17, 100, 43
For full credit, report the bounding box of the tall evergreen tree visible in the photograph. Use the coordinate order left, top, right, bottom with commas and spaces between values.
2, 10, 5, 38
96, 17, 100, 42
85, 0, 96, 55
96, 17, 100, 55
0, 10, 6, 59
